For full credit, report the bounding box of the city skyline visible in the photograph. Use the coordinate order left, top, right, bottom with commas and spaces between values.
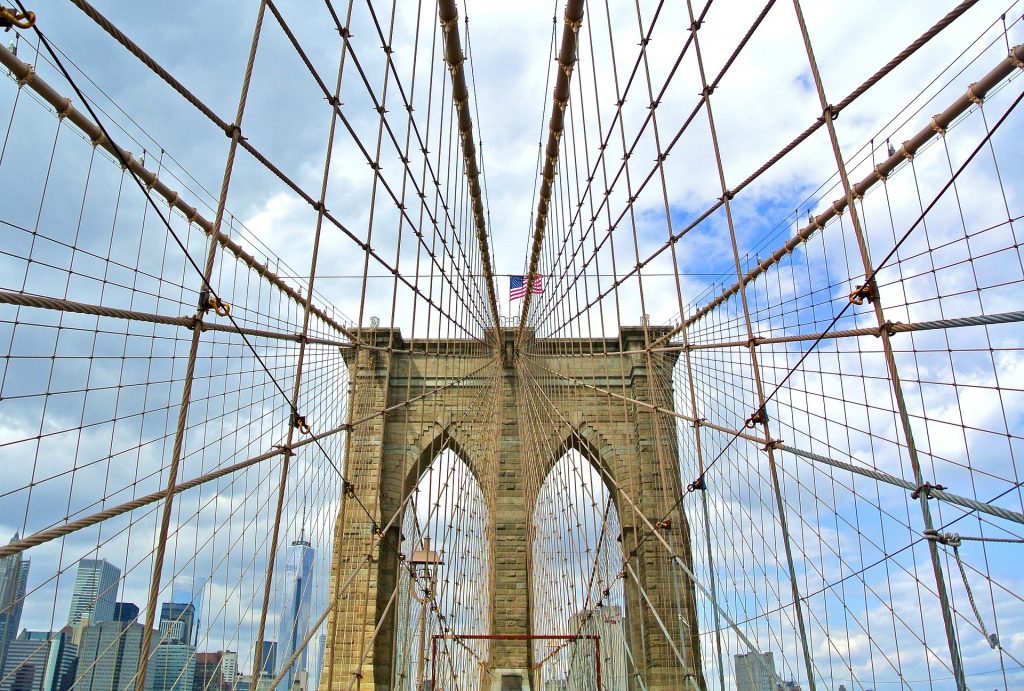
0, 539, 324, 691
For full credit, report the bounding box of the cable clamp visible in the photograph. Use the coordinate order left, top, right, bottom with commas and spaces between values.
923, 529, 961, 547
822, 104, 838, 121
744, 408, 767, 429
911, 482, 945, 500
0, 6, 35, 30
966, 82, 984, 105
343, 481, 356, 499
930, 114, 946, 136
291, 411, 311, 435
848, 282, 877, 306
686, 476, 705, 492
272, 444, 295, 458
720, 189, 734, 202
654, 518, 672, 531
763, 439, 782, 452
1010, 47, 1023, 70
13, 61, 34, 88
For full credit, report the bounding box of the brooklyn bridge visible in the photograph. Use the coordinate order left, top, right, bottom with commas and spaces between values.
0, 1, 1022, 689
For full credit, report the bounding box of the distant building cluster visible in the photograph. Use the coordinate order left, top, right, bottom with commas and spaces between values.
0, 535, 321, 691
734, 651, 808, 691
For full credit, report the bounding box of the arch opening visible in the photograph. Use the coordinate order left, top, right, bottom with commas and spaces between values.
393, 447, 490, 691
530, 448, 632, 691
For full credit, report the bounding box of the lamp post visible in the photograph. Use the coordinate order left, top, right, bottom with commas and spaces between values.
410, 537, 442, 691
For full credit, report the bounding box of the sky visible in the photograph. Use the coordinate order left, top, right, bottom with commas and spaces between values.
1, 0, 1023, 689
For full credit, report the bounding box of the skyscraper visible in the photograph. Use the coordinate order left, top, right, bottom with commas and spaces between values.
170, 581, 204, 645
0, 535, 29, 675
0, 633, 46, 691
0, 630, 78, 691
256, 642, 276, 679
735, 651, 777, 691
192, 653, 225, 691
307, 634, 325, 691
157, 604, 195, 648
147, 603, 196, 691
218, 652, 236, 689
277, 536, 314, 691
76, 610, 153, 691
68, 559, 121, 627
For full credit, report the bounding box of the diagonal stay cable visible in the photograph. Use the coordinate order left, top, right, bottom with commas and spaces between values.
626, 83, 1024, 563
540, 0, 985, 337
265, 0, 492, 332
64, 0, 483, 340
13, 6, 415, 534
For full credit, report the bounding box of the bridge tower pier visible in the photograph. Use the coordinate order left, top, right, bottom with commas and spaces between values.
319, 327, 704, 691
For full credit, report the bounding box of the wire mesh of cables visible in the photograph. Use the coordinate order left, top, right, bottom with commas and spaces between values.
0, 0, 498, 690
0, 1, 1023, 691
517, 0, 1024, 689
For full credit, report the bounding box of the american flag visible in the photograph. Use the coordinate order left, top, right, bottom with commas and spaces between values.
509, 274, 543, 300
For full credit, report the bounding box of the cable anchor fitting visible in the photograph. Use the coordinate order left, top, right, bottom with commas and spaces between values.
923, 529, 961, 547
686, 477, 706, 492
744, 408, 768, 429
0, 6, 35, 30
654, 518, 672, 531
343, 481, 356, 499
911, 482, 945, 500
291, 411, 311, 435
848, 282, 877, 306
207, 297, 230, 317
197, 289, 230, 317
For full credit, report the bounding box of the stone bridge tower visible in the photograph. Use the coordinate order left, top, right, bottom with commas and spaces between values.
319, 327, 704, 691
